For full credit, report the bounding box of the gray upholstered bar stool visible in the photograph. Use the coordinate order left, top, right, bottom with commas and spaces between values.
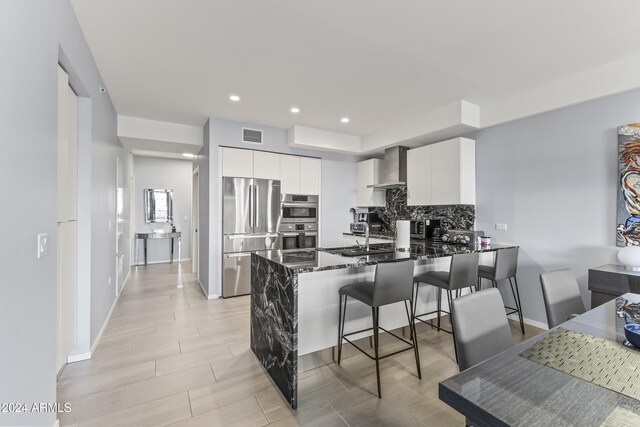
412, 252, 480, 362
540, 269, 586, 328
337, 260, 421, 399
477, 247, 525, 334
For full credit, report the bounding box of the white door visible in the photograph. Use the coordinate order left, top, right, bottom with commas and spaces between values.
56, 65, 78, 373
192, 168, 200, 276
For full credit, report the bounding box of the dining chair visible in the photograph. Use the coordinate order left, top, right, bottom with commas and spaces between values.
539, 269, 586, 328
337, 260, 421, 398
451, 288, 514, 371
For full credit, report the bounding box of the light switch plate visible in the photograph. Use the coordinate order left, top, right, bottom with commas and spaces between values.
37, 233, 48, 259
495, 223, 508, 231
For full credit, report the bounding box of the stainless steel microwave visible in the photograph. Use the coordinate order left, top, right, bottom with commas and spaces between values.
281, 194, 318, 223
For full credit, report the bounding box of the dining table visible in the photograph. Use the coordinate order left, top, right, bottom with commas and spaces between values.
439, 292, 640, 426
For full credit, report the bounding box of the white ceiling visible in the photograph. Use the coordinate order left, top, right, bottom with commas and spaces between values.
70, 0, 640, 136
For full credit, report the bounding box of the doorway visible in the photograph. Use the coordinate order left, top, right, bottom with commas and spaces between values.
192, 167, 200, 277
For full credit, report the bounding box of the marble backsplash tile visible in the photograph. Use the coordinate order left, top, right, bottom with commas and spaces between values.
370, 187, 475, 231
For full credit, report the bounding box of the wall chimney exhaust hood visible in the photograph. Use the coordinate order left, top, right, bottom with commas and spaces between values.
367, 146, 409, 189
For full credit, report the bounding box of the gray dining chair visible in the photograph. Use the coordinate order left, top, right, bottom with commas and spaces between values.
539, 269, 586, 329
337, 260, 421, 398
451, 288, 514, 371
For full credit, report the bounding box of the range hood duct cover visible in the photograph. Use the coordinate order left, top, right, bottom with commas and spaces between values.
368, 146, 409, 189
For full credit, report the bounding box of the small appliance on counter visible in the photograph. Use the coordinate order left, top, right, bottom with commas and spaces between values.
442, 229, 485, 246
410, 219, 441, 240
350, 222, 368, 234
396, 220, 411, 251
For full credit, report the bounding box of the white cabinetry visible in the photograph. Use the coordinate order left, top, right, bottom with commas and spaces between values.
300, 157, 321, 195
280, 155, 302, 194
220, 148, 320, 194
356, 159, 385, 207
221, 147, 253, 178
279, 155, 320, 195
253, 151, 280, 180
407, 137, 475, 206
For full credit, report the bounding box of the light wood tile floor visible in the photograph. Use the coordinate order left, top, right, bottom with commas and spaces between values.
57, 262, 543, 426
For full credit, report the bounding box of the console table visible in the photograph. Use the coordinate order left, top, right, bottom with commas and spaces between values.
588, 264, 640, 307
134, 231, 181, 266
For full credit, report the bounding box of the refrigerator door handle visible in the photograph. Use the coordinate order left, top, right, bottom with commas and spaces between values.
249, 184, 253, 228
224, 253, 252, 258
254, 184, 259, 230
227, 234, 279, 239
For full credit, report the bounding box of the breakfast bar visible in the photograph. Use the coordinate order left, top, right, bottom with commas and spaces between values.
250, 242, 517, 409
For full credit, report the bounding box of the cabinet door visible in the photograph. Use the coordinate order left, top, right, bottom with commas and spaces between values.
221, 147, 254, 178
280, 155, 301, 194
356, 159, 385, 207
407, 144, 432, 206
254, 151, 280, 180
431, 139, 460, 205
299, 157, 321, 195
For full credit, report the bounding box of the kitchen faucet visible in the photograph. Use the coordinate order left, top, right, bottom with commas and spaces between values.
357, 221, 370, 252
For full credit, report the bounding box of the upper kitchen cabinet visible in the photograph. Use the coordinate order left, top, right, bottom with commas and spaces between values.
221, 147, 253, 177
407, 137, 475, 206
299, 157, 321, 195
356, 159, 386, 207
279, 155, 321, 195
254, 151, 280, 180
280, 155, 302, 194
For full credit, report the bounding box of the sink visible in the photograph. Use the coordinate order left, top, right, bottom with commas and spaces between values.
340, 248, 396, 257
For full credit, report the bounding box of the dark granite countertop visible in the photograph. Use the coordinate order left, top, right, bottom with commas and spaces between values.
343, 231, 395, 240
253, 241, 518, 273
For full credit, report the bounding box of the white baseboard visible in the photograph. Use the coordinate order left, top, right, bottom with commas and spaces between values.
197, 279, 219, 299
67, 352, 91, 363
88, 272, 130, 356
133, 257, 191, 267
507, 313, 549, 330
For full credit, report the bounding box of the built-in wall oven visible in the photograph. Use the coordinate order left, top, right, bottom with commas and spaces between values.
281, 194, 318, 223
279, 222, 318, 251
280, 194, 318, 251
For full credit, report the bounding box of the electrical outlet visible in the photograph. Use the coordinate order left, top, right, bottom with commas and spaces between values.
108, 276, 112, 286
495, 223, 508, 231
108, 220, 112, 231
37, 233, 48, 259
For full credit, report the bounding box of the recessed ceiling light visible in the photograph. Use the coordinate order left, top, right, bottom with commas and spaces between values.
290, 106, 300, 114
182, 153, 195, 158
341, 117, 350, 123
229, 95, 240, 102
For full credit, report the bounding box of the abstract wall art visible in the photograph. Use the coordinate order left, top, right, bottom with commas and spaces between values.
617, 123, 640, 246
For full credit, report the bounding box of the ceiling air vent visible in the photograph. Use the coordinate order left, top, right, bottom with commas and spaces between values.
242, 128, 263, 144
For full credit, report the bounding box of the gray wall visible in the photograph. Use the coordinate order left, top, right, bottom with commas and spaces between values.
472, 88, 640, 326
133, 156, 192, 263
195, 120, 211, 293
199, 117, 360, 296
0, 1, 128, 425
321, 160, 358, 247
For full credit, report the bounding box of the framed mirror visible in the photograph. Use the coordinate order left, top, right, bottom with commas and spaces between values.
144, 188, 173, 223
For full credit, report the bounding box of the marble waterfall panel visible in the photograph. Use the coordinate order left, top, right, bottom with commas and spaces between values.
370, 187, 475, 231
250, 253, 298, 409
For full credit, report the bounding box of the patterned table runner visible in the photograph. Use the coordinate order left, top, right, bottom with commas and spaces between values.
520, 328, 640, 401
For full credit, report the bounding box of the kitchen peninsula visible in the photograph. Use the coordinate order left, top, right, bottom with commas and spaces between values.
250, 241, 517, 409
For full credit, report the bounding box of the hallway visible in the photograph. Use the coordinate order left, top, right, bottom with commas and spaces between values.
57, 262, 541, 426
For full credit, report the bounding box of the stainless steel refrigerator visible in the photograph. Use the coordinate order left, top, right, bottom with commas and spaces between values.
222, 177, 281, 297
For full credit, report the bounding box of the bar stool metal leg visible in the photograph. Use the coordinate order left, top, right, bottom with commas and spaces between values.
372, 307, 381, 398
446, 290, 459, 363
510, 277, 525, 334
404, 300, 422, 379
337, 295, 347, 364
